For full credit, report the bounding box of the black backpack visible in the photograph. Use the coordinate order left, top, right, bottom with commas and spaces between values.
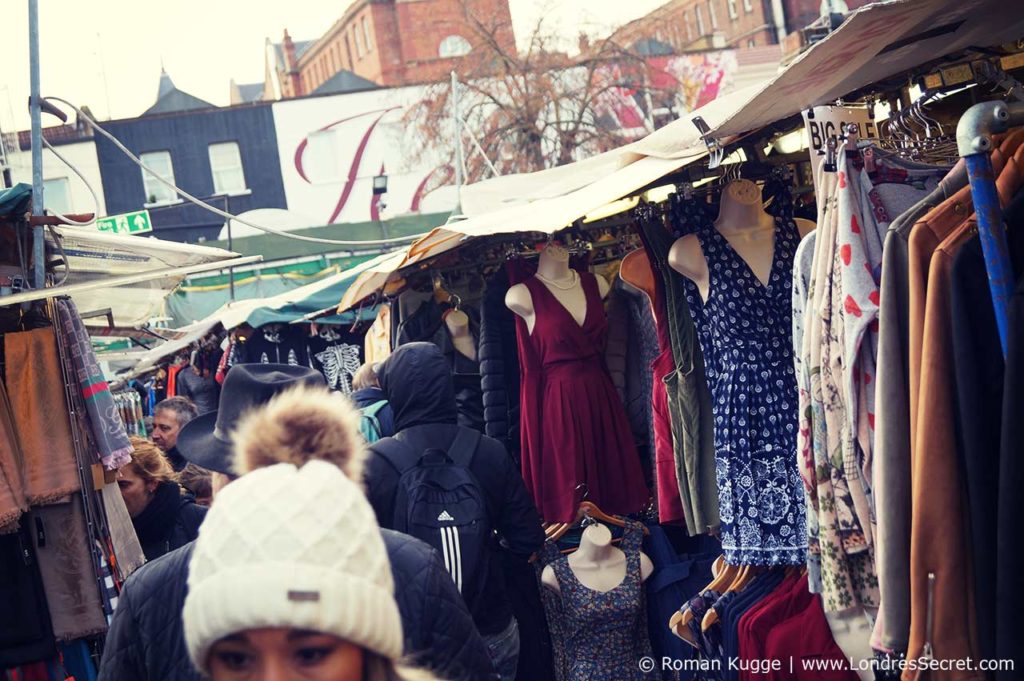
375, 428, 492, 609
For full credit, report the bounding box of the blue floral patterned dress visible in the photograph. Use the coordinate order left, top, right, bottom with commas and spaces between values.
691, 216, 808, 566
549, 521, 651, 680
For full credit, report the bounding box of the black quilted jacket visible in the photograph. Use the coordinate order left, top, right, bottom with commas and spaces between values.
479, 268, 521, 457
98, 532, 496, 681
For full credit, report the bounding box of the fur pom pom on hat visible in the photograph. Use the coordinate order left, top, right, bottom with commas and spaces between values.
182, 460, 403, 671
231, 384, 367, 483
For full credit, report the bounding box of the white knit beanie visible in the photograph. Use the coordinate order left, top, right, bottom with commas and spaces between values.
182, 460, 403, 671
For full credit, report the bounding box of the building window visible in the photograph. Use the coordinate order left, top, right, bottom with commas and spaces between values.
747, 38, 756, 47
354, 27, 363, 58
728, 0, 738, 19
362, 17, 372, 52
744, 0, 753, 11
344, 35, 354, 68
208, 142, 246, 195
43, 177, 71, 215
140, 150, 176, 204
439, 35, 472, 58
683, 10, 691, 40
695, 5, 705, 35
708, 0, 718, 29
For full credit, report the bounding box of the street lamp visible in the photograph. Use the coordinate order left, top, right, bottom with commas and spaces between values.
373, 173, 389, 239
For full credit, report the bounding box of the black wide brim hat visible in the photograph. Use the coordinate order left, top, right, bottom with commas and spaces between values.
176, 363, 326, 476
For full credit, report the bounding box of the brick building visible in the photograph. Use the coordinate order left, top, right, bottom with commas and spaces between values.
606, 0, 873, 52
261, 0, 515, 99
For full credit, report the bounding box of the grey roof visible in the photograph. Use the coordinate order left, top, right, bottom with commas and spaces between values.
311, 69, 380, 96
157, 69, 176, 100
235, 82, 264, 102
273, 40, 316, 69
143, 89, 215, 116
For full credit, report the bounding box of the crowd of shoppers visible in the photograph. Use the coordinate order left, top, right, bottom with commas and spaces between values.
101, 354, 543, 681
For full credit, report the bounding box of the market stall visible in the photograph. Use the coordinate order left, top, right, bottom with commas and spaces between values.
0, 184, 252, 678
325, 2, 1024, 678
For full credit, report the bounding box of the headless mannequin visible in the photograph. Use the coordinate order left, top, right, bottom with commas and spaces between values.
668, 179, 815, 301
541, 522, 654, 594
505, 242, 610, 334
444, 309, 477, 360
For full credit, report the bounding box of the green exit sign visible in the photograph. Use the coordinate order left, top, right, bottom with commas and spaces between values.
96, 209, 152, 235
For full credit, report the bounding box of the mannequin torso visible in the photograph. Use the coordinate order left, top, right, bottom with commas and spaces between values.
541, 523, 653, 594
668, 179, 814, 301
505, 243, 609, 334
444, 309, 477, 360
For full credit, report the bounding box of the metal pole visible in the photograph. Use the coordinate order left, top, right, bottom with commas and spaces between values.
956, 99, 1024, 357
450, 70, 464, 216
225, 196, 235, 301
29, 0, 45, 289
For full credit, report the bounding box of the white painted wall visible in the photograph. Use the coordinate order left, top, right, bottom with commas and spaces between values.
5, 137, 107, 217
271, 85, 456, 229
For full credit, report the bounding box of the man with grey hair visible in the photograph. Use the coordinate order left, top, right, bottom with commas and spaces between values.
152, 396, 198, 472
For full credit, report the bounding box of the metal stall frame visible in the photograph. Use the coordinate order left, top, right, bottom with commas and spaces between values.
956, 100, 1024, 357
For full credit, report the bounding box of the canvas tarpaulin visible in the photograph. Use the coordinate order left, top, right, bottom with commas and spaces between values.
45, 226, 242, 327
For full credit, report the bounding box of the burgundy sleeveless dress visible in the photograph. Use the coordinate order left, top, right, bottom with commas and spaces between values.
516, 272, 650, 522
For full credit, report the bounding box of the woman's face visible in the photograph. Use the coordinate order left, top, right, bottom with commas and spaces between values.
117, 465, 156, 518
208, 629, 364, 681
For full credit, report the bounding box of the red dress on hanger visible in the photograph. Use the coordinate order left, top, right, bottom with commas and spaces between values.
516, 272, 650, 522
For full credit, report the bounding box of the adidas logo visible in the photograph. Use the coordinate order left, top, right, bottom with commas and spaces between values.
437, 510, 455, 522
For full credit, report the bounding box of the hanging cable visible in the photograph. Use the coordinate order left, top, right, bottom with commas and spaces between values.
42, 96, 430, 248
41, 135, 100, 227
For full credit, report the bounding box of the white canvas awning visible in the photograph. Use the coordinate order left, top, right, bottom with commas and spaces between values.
337, 85, 761, 311
0, 226, 254, 327
713, 0, 1024, 138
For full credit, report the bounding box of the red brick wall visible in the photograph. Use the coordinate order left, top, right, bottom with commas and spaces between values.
289, 0, 515, 93
395, 0, 516, 83
609, 0, 776, 52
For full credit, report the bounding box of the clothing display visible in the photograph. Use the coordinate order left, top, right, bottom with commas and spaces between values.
637, 206, 720, 536
112, 390, 147, 437
30, 497, 108, 641
688, 213, 807, 566
0, 381, 27, 533
542, 521, 652, 681
364, 303, 393, 365
306, 325, 364, 394
3, 328, 80, 506
481, 267, 523, 457
53, 299, 133, 470
515, 273, 649, 522
6, 26, 1024, 681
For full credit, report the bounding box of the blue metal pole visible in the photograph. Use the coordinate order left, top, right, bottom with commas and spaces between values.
963, 152, 1014, 356
29, 0, 44, 290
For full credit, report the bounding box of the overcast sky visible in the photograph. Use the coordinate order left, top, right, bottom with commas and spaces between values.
0, 0, 666, 133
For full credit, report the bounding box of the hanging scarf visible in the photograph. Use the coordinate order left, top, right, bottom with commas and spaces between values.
54, 299, 132, 470
4, 327, 81, 505
0, 381, 28, 532
131, 481, 182, 559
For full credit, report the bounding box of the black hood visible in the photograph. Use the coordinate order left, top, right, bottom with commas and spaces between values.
379, 342, 457, 430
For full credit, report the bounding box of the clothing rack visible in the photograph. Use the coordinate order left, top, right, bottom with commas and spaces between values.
956, 100, 1024, 356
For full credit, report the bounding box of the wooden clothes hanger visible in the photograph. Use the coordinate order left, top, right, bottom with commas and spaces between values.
546, 501, 650, 545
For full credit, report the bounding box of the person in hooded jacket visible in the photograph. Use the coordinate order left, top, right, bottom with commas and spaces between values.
98, 364, 496, 681
351, 362, 396, 439
366, 342, 546, 681
118, 437, 206, 561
